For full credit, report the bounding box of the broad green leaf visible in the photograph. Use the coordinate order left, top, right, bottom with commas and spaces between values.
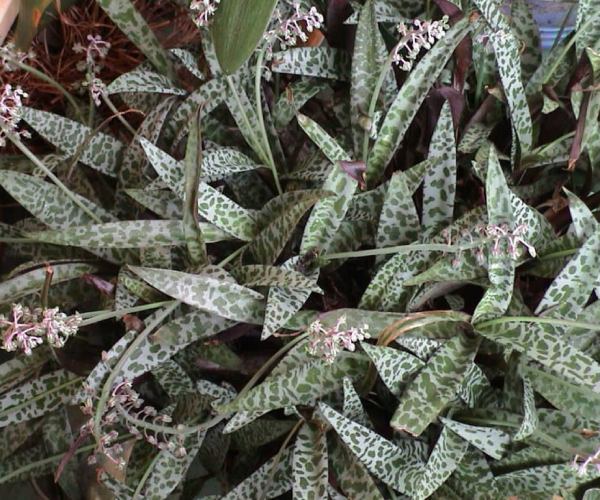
221, 447, 293, 499
565, 189, 598, 240
390, 333, 481, 436
494, 464, 599, 495
96, 0, 174, 77
447, 448, 500, 498
272, 47, 351, 81
107, 65, 186, 95
0, 348, 48, 394
230, 418, 295, 451
234, 265, 322, 292
247, 190, 328, 265
367, 18, 469, 185
361, 343, 425, 396
514, 374, 537, 441
350, 0, 390, 157
20, 107, 125, 177
520, 132, 573, 170
473, 147, 515, 323
521, 363, 600, 421
125, 188, 183, 219
130, 266, 264, 322
375, 164, 426, 254
42, 409, 80, 499
329, 438, 383, 500
320, 403, 425, 494
535, 228, 600, 320
171, 48, 205, 80
262, 256, 320, 340
297, 114, 357, 253
24, 220, 187, 248
477, 321, 600, 387
0, 170, 115, 229
274, 80, 328, 129
0, 444, 53, 484
118, 95, 176, 189
210, 0, 278, 74
342, 377, 371, 428
201, 148, 263, 182
218, 354, 369, 413
0, 370, 81, 428
510, 0, 541, 82
489, 29, 533, 152
0, 262, 98, 304
440, 418, 510, 459
576, 0, 600, 55
293, 422, 329, 500
167, 77, 228, 140
142, 430, 206, 499
415, 426, 469, 499
183, 109, 209, 266
140, 139, 260, 241
423, 101, 456, 234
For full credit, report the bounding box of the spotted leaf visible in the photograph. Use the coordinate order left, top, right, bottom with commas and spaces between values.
390, 332, 481, 436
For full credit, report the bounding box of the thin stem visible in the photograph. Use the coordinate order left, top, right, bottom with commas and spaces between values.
78, 300, 177, 326
101, 93, 138, 136
255, 49, 283, 195
537, 248, 577, 261
13, 60, 84, 120
92, 302, 179, 443
476, 315, 600, 332
324, 242, 481, 260
7, 134, 103, 223
40, 264, 53, 309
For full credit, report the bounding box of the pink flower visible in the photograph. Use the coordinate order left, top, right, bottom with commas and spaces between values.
264, 3, 323, 50
307, 315, 370, 363
190, 0, 221, 27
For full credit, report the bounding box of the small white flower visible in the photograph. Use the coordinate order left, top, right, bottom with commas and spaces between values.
190, 0, 221, 27
264, 2, 323, 51
0, 84, 30, 147
392, 16, 449, 71
307, 315, 370, 363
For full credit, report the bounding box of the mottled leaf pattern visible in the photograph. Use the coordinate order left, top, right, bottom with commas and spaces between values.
0, 370, 80, 428
390, 333, 481, 436
272, 47, 351, 81
293, 422, 328, 500
21, 107, 125, 177
130, 266, 265, 322
423, 101, 456, 234
367, 19, 469, 185
96, 0, 174, 77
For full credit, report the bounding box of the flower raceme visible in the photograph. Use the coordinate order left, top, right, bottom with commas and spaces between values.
307, 315, 370, 363
264, 2, 324, 50
392, 16, 450, 71
0, 83, 30, 147
73, 34, 110, 106
0, 304, 82, 355
190, 0, 221, 27
81, 379, 187, 468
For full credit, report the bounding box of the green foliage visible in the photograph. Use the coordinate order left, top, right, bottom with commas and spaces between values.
2, 0, 600, 498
